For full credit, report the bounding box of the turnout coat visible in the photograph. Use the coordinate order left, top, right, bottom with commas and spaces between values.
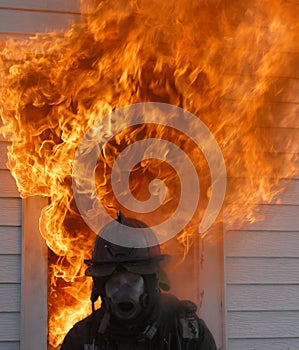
61, 294, 217, 350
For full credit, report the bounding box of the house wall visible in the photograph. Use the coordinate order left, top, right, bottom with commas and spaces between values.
0, 2, 80, 350
0, 1, 80, 37
223, 43, 299, 350
224, 183, 299, 349
0, 131, 22, 350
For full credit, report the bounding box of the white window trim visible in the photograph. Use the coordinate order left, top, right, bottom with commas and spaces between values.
21, 196, 48, 350
199, 222, 225, 349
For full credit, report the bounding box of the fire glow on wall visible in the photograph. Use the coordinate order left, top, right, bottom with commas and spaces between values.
0, 0, 298, 348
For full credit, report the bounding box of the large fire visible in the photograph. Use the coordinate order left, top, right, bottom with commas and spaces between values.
0, 0, 298, 348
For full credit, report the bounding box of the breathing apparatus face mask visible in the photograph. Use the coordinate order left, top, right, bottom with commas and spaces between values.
105, 271, 146, 320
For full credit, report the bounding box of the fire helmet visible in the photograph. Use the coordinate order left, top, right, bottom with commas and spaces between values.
85, 211, 169, 278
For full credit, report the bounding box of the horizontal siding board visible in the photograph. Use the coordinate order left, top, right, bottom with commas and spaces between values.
0, 343, 19, 350
0, 9, 80, 34
267, 102, 299, 128
224, 204, 299, 231
261, 128, 299, 153
226, 257, 299, 284
0, 119, 9, 141
223, 77, 299, 104
0, 227, 21, 255
222, 101, 299, 128
0, 198, 21, 226
222, 33, 299, 56
225, 231, 299, 257
0, 143, 9, 170
227, 311, 299, 338
225, 153, 299, 179
228, 338, 299, 350
0, 284, 20, 312
0, 134, 9, 142
0, 313, 20, 341
226, 284, 299, 311
0, 255, 21, 283
0, 0, 80, 12
226, 179, 299, 206
0, 171, 19, 198
221, 51, 299, 79
263, 180, 299, 205
223, 25, 299, 55
223, 127, 299, 154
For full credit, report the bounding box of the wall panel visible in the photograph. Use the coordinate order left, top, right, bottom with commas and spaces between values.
224, 59, 299, 347
0, 285, 21, 312
0, 313, 20, 341
0, 199, 21, 226
0, 143, 9, 170
224, 204, 299, 231
0, 227, 21, 255
226, 257, 299, 284
0, 256, 21, 283
0, 0, 80, 12
225, 230, 299, 257
0, 344, 19, 350
227, 311, 299, 338
0, 171, 19, 198
0, 9, 80, 35
228, 338, 299, 350
226, 284, 299, 311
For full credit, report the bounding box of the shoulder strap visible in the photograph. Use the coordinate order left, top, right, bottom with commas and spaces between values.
84, 309, 107, 350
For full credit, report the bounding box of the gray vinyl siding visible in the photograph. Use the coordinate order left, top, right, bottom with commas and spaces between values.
0, 1, 80, 349
0, 1, 80, 36
223, 0, 299, 345
0, 0, 79, 12
223, 92, 299, 349
224, 206, 299, 349
0, 8, 80, 36
0, 139, 21, 349
228, 339, 299, 350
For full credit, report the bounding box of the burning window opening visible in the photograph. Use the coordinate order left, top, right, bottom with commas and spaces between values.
0, 0, 298, 349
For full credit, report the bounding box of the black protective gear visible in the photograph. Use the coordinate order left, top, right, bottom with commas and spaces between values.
61, 294, 217, 350
61, 214, 217, 349
85, 213, 169, 277
105, 271, 145, 320
85, 213, 170, 310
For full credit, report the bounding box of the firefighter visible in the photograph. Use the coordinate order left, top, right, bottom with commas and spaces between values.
61, 212, 217, 350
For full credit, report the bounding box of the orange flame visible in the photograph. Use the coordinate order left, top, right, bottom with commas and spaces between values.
0, 0, 298, 348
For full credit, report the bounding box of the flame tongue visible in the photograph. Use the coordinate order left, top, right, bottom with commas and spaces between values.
0, 0, 298, 347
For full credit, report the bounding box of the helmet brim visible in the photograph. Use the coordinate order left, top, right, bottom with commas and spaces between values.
85, 255, 170, 277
